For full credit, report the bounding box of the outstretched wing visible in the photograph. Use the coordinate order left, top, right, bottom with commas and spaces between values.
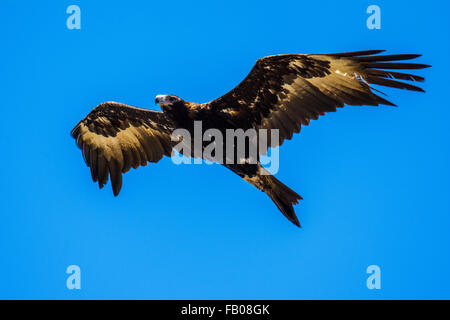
71, 101, 175, 196
205, 50, 430, 152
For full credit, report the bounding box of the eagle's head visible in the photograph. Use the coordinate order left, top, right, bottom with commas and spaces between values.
155, 94, 192, 122
155, 94, 183, 109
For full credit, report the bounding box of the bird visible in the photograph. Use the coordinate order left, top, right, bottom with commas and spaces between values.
70, 50, 430, 227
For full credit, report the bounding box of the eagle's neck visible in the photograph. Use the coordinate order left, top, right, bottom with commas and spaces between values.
162, 101, 195, 128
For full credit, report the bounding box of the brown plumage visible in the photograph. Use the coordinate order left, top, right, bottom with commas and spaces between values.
71, 50, 430, 227
71, 102, 175, 196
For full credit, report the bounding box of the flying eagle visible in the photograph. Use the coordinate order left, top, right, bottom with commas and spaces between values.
71, 50, 429, 227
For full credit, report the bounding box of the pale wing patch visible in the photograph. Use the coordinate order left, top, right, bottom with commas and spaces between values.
221, 108, 239, 116
75, 121, 173, 195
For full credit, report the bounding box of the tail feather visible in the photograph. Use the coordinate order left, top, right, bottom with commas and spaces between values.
264, 175, 302, 227
244, 170, 302, 227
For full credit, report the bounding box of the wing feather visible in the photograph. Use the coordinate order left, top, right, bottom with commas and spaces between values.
71, 102, 175, 195
205, 51, 430, 152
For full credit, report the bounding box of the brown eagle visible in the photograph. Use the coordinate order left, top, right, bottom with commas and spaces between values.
71, 50, 429, 227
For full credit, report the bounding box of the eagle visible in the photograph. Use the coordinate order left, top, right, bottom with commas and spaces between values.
71, 50, 429, 227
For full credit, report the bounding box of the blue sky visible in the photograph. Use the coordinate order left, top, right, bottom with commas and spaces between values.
0, 0, 449, 299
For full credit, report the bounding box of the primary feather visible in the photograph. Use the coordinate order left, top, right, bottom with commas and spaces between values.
203, 51, 430, 152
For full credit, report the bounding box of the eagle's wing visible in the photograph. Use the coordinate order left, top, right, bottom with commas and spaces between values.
205, 50, 430, 152
70, 102, 175, 196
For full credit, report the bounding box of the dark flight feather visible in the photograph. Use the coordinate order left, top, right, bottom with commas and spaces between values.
204, 50, 430, 153
71, 102, 175, 196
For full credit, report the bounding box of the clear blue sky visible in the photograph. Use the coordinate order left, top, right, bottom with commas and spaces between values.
1, 0, 449, 299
